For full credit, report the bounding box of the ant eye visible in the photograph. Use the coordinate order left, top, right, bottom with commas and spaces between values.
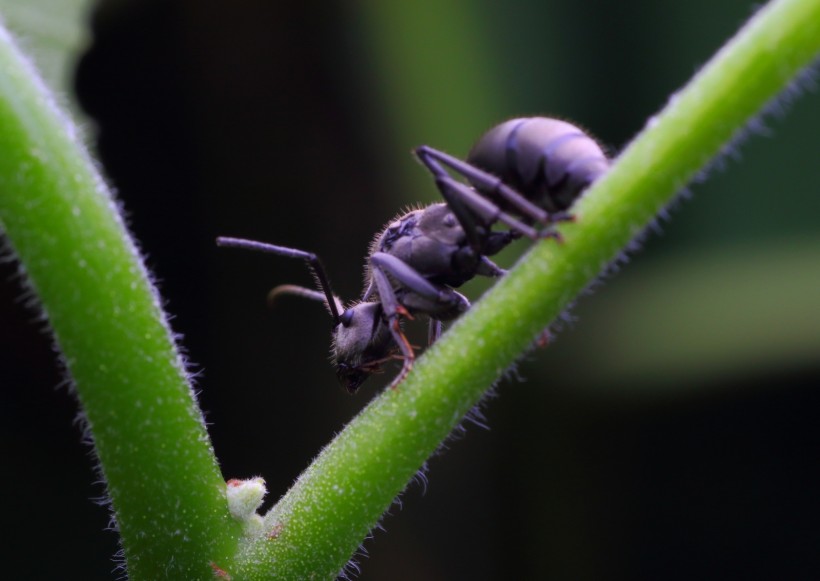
340, 309, 354, 326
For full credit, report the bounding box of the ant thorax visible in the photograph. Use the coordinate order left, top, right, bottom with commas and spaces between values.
374, 203, 481, 288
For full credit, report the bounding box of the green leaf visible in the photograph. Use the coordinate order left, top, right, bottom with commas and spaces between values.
0, 0, 93, 120
563, 239, 820, 392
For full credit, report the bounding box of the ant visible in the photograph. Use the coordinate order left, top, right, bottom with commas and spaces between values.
218, 117, 608, 393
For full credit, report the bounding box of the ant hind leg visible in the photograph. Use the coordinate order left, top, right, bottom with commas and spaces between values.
415, 145, 555, 227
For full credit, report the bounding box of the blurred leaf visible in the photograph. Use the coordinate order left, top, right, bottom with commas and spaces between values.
0, 0, 92, 120
355, 0, 504, 202
557, 237, 820, 392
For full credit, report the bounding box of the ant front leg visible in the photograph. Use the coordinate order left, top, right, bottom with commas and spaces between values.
370, 261, 416, 389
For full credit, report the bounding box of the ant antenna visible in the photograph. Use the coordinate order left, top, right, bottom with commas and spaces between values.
267, 284, 328, 307
216, 236, 342, 325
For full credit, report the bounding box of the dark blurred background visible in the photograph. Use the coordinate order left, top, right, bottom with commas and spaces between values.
1, 0, 819, 579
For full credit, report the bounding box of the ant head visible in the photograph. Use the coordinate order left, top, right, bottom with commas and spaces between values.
217, 237, 402, 394
332, 302, 395, 394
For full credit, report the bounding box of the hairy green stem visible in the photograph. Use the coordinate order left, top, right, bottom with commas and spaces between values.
236, 0, 820, 578
0, 24, 241, 580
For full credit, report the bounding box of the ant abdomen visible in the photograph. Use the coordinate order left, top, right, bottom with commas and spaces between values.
467, 117, 609, 214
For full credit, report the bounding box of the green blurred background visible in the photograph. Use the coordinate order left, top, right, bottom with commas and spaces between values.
1, 0, 818, 579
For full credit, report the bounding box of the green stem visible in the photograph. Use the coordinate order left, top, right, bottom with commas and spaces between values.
236, 0, 820, 578
0, 24, 241, 580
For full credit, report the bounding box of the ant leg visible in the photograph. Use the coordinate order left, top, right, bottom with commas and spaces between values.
415, 148, 559, 245
476, 255, 507, 278
371, 253, 470, 316
438, 186, 487, 252
370, 263, 416, 388
435, 174, 558, 241
413, 148, 518, 249
415, 145, 554, 225
428, 319, 443, 345
413, 149, 511, 245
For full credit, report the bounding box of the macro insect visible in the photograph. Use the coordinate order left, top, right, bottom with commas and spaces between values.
219, 116, 608, 393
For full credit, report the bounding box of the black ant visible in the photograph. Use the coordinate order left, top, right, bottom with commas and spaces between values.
218, 117, 608, 393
